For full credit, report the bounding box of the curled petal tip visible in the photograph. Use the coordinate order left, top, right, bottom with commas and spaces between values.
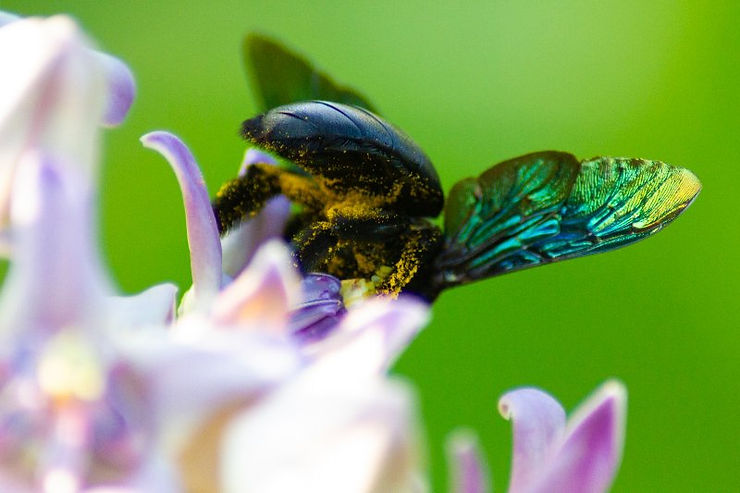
98, 52, 136, 127
498, 387, 566, 493
523, 380, 627, 493
141, 131, 222, 307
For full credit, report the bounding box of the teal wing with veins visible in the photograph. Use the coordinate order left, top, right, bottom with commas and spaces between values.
433, 151, 701, 289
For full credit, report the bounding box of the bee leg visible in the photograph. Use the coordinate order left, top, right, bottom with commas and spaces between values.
212, 164, 324, 235
375, 221, 444, 299
292, 212, 407, 275
291, 220, 338, 272
213, 164, 281, 234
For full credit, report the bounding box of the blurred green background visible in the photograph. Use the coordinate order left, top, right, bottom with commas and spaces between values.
4, 1, 738, 490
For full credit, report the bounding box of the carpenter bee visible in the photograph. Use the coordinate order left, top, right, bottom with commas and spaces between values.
213, 35, 700, 301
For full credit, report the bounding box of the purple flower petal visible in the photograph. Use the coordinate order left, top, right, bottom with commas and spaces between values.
0, 153, 111, 341
211, 241, 300, 333
498, 387, 566, 492
289, 274, 346, 342
141, 131, 222, 309
221, 148, 290, 277
529, 381, 626, 493
447, 431, 490, 493
97, 52, 135, 127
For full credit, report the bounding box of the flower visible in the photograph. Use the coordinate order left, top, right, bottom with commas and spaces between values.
448, 381, 626, 493
0, 14, 433, 492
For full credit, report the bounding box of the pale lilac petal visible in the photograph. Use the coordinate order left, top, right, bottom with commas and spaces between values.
498, 388, 566, 492
529, 381, 626, 493
117, 327, 301, 427
222, 373, 420, 493
289, 274, 346, 342
0, 153, 111, 342
221, 148, 289, 277
239, 148, 277, 175
447, 431, 490, 493
97, 52, 135, 127
141, 131, 222, 308
0, 11, 134, 129
308, 297, 429, 375
220, 196, 290, 277
212, 241, 300, 333
107, 283, 178, 327
0, 16, 105, 227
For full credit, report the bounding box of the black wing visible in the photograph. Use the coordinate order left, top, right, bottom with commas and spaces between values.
244, 34, 377, 112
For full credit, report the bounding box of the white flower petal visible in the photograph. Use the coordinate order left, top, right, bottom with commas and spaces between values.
108, 283, 178, 327
307, 296, 428, 375
222, 375, 421, 493
0, 15, 105, 228
0, 11, 19, 27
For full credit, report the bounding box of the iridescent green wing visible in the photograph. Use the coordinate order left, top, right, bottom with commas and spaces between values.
244, 33, 377, 112
433, 151, 701, 289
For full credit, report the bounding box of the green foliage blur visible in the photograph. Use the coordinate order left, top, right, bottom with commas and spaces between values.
4, 1, 738, 490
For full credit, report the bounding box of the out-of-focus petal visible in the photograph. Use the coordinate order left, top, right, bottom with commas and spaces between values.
0, 15, 105, 226
498, 388, 566, 492
85, 454, 181, 493
529, 381, 626, 493
447, 431, 490, 493
221, 148, 290, 277
108, 283, 178, 327
308, 297, 429, 376
221, 373, 421, 493
211, 240, 300, 333
118, 327, 302, 430
289, 273, 346, 342
0, 153, 111, 343
141, 131, 222, 309
0, 11, 134, 129
0, 11, 19, 27
98, 52, 136, 127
